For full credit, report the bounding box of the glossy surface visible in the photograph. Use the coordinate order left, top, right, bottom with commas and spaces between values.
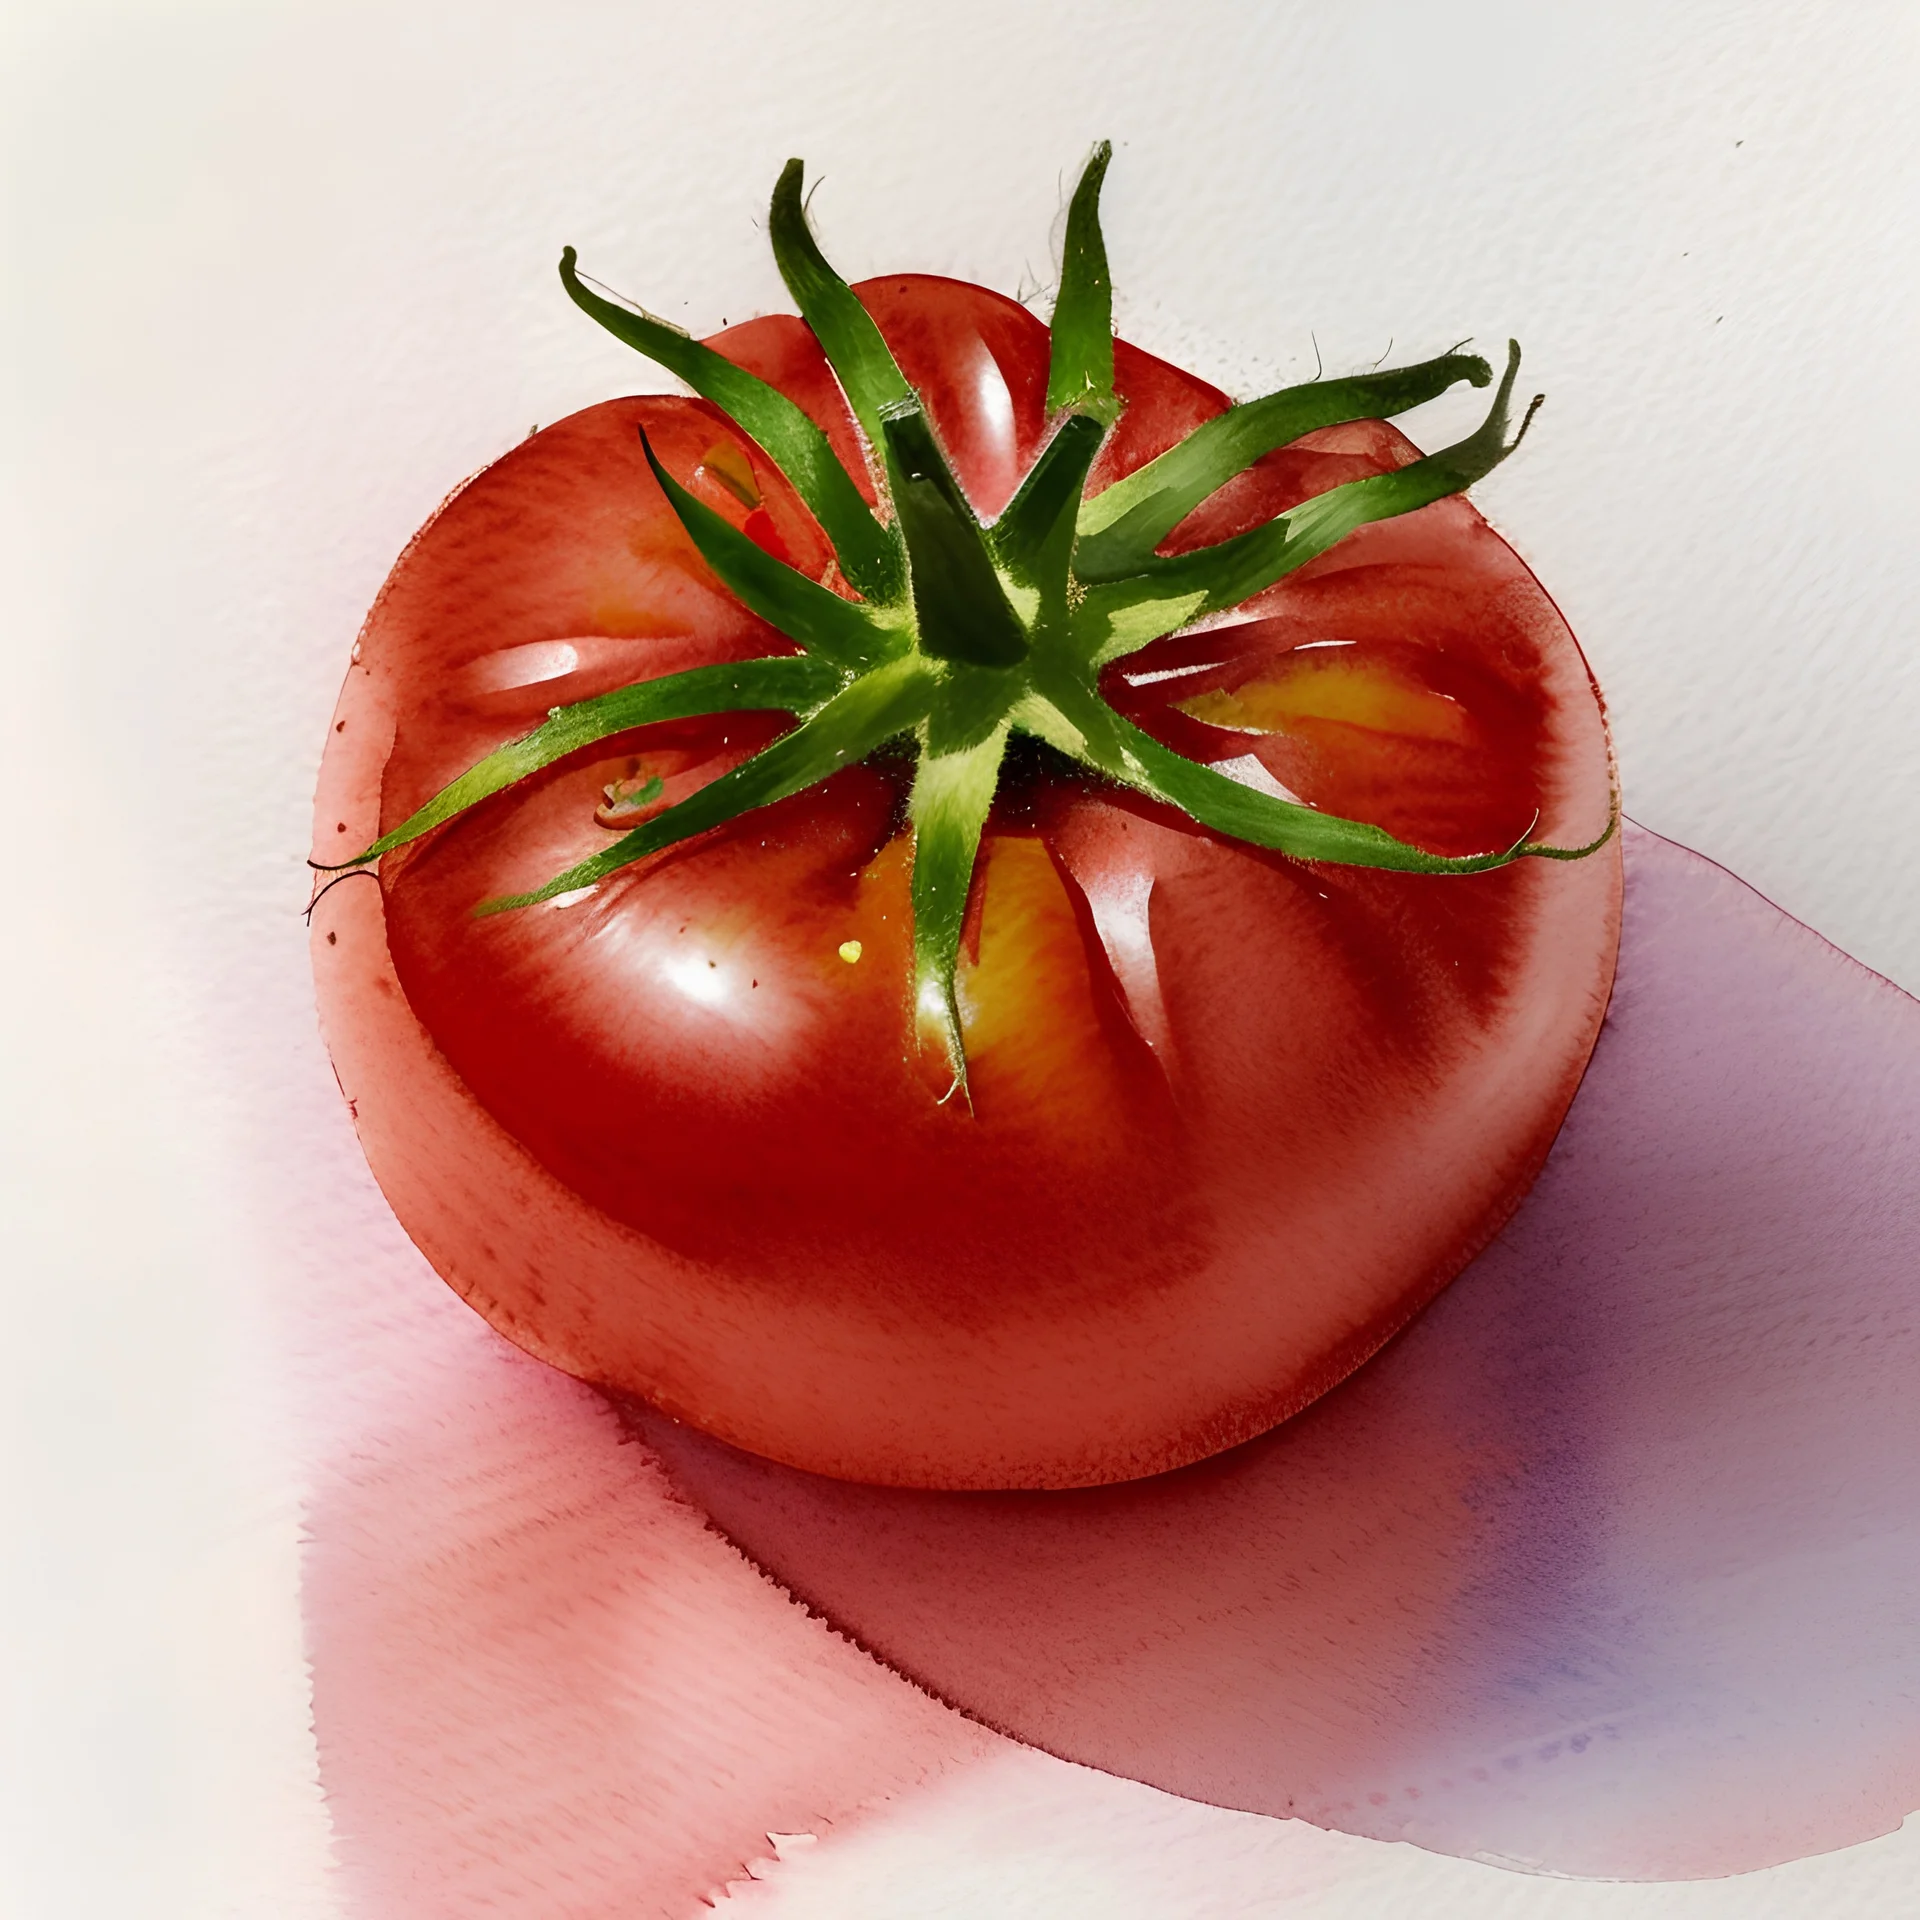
627, 827, 1920, 1878
313, 275, 1620, 1487
305, 830, 1920, 1896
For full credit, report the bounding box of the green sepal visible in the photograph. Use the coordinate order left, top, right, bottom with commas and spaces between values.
1019, 677, 1610, 872
907, 722, 1011, 1096
769, 160, 916, 456
559, 248, 901, 604
329, 654, 844, 869
991, 411, 1106, 604
1045, 143, 1119, 426
1073, 708, 1520, 871
1075, 342, 1541, 664
881, 403, 1030, 669
479, 656, 940, 912
639, 428, 900, 670
1075, 348, 1494, 579
379, 155, 1621, 1124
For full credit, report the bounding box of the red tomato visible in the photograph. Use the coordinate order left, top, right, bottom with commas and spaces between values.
311, 274, 1619, 1489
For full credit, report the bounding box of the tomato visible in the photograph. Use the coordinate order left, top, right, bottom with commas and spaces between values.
311, 156, 1619, 1490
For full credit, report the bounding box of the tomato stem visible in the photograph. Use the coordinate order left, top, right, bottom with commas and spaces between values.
880, 402, 1030, 669
342, 148, 1617, 1101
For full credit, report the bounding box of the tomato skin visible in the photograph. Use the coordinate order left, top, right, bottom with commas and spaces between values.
312, 275, 1620, 1489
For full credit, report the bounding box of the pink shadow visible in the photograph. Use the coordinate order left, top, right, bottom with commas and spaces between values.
626, 825, 1920, 1880
303, 1308, 993, 1917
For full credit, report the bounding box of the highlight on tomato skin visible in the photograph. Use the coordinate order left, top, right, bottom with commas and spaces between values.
311, 166, 1620, 1491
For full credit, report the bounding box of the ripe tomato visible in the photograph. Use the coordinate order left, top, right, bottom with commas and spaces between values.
313, 198, 1618, 1491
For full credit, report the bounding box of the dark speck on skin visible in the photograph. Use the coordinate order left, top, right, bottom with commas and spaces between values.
327, 931, 337, 945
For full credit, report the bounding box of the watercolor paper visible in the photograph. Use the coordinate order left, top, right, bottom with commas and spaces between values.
6, 5, 1916, 1915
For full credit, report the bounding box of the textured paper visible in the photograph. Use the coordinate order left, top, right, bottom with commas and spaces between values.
4, 2, 1916, 1914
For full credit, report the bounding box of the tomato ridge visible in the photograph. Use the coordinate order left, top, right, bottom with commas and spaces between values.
327, 147, 1617, 1094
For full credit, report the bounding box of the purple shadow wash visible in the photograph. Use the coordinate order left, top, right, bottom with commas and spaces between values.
627, 824, 1920, 1880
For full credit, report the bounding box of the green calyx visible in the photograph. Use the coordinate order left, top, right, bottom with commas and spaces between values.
328, 141, 1614, 1099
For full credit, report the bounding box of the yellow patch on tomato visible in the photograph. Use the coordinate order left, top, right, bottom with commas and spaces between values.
957, 836, 1128, 1142
694, 440, 762, 510
1179, 648, 1472, 744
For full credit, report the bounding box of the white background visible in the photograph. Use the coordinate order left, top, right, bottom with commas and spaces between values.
3, 1, 1916, 1913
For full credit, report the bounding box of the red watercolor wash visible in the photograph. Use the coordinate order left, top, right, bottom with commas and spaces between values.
628, 825, 1920, 1880
304, 274, 1918, 1893
304, 825, 1920, 1900
312, 274, 1618, 1491
302, 1301, 995, 1920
